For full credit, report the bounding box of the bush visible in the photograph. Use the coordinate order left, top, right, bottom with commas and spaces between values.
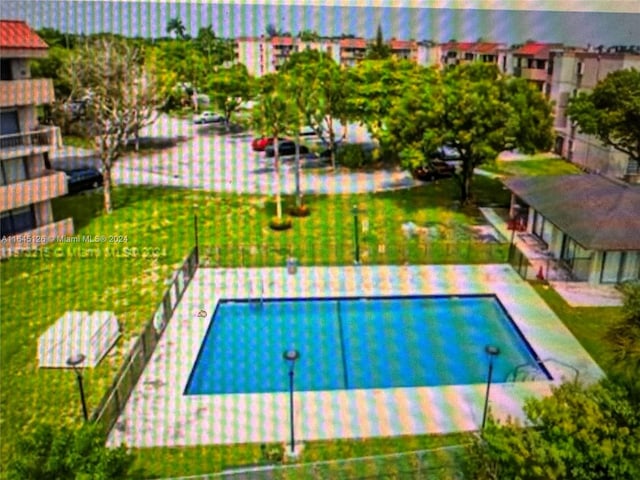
336, 144, 368, 169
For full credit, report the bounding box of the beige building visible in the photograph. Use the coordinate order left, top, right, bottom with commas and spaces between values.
0, 20, 72, 257
550, 49, 640, 182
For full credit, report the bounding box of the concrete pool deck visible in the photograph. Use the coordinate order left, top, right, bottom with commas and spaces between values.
108, 264, 604, 448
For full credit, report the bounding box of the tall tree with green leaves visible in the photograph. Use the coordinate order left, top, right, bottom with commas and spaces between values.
282, 51, 352, 169
606, 282, 640, 395
384, 63, 553, 204
63, 37, 173, 213
365, 24, 391, 60
567, 68, 640, 167
205, 63, 254, 129
466, 380, 640, 480
251, 89, 298, 222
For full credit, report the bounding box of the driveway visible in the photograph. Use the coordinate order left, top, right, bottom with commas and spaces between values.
94, 115, 418, 194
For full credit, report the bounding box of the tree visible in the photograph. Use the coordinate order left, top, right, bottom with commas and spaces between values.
6, 423, 138, 479
384, 63, 553, 204
466, 380, 640, 480
606, 282, 640, 395
347, 57, 424, 143
282, 52, 352, 169
63, 37, 173, 213
567, 68, 640, 165
166, 17, 187, 39
205, 63, 254, 129
365, 24, 391, 60
251, 89, 299, 222
297, 29, 321, 42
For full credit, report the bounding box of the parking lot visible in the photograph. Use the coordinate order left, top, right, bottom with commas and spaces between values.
54, 115, 418, 195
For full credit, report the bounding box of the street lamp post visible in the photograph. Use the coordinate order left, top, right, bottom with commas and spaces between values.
283, 349, 300, 455
481, 345, 500, 431
193, 206, 199, 265
352, 205, 360, 265
67, 353, 88, 421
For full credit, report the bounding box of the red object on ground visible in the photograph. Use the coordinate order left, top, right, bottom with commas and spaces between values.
536, 266, 545, 280
251, 137, 278, 151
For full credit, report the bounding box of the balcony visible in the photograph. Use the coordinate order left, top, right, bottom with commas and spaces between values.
0, 78, 55, 108
0, 127, 61, 160
0, 169, 68, 212
0, 218, 74, 258
519, 68, 548, 82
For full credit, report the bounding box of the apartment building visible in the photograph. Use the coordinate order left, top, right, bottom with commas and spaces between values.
339, 38, 368, 67
0, 20, 72, 257
440, 41, 507, 68
550, 49, 640, 182
388, 39, 418, 62
510, 42, 568, 96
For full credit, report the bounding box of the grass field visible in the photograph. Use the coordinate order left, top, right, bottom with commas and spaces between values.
0, 174, 623, 478
482, 157, 583, 177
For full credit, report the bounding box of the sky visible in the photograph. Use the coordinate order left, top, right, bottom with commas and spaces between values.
1, 0, 639, 46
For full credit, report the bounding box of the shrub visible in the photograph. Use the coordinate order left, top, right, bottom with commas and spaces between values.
336, 144, 368, 169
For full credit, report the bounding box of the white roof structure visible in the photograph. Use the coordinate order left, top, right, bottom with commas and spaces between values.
38, 311, 120, 368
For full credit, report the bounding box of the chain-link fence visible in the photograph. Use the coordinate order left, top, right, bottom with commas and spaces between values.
91, 248, 198, 433
156, 445, 468, 480
199, 241, 507, 269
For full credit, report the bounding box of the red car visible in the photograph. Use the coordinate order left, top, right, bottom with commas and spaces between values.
251, 137, 290, 152
251, 137, 274, 151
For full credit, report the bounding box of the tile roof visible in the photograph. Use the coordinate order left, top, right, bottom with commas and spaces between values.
0, 20, 48, 49
512, 42, 563, 57
271, 36, 294, 46
504, 174, 640, 251
339, 38, 367, 49
389, 39, 416, 50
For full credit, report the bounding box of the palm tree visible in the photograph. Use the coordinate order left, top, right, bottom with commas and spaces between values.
166, 17, 187, 40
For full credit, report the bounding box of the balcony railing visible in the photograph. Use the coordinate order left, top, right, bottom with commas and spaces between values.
0, 127, 60, 160
0, 169, 68, 212
0, 78, 55, 107
519, 67, 548, 82
0, 218, 74, 258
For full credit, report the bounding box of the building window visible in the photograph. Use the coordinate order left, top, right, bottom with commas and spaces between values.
1, 205, 36, 237
0, 59, 12, 80
0, 157, 28, 185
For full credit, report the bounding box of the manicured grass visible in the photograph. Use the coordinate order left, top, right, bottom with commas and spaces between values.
531, 283, 623, 372
0, 180, 505, 473
482, 158, 583, 177
133, 433, 470, 478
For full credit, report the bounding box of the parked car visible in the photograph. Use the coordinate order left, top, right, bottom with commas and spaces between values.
264, 141, 309, 158
193, 111, 224, 124
430, 145, 461, 161
251, 136, 278, 151
412, 160, 456, 181
299, 126, 317, 137
57, 167, 104, 194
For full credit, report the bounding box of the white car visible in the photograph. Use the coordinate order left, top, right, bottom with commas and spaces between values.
194, 111, 224, 124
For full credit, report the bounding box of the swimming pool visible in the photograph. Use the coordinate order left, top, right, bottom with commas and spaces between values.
185, 294, 551, 395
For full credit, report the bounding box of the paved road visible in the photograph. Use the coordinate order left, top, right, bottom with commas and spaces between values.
54, 115, 419, 195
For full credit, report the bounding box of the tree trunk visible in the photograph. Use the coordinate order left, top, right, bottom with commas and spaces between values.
134, 129, 140, 152
328, 116, 336, 170
294, 132, 302, 208
460, 160, 474, 205
274, 137, 282, 219
102, 164, 113, 214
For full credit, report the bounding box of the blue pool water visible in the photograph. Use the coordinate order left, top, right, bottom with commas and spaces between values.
185, 295, 551, 395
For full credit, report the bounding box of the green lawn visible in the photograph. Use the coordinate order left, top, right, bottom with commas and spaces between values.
134, 434, 470, 478
531, 284, 623, 372
0, 175, 621, 478
482, 157, 583, 177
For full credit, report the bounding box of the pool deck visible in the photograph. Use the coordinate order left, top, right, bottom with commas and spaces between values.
108, 264, 604, 448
